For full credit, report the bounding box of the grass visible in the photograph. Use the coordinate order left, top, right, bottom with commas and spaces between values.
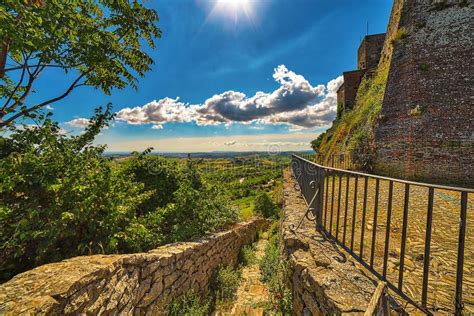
259, 223, 293, 315
391, 27, 408, 44
316, 64, 390, 168
239, 243, 257, 266
211, 265, 242, 308
167, 291, 210, 316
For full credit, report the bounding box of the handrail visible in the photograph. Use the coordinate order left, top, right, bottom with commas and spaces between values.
293, 154, 474, 193
290, 154, 471, 315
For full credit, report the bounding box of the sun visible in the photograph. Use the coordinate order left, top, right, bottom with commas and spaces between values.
207, 0, 257, 25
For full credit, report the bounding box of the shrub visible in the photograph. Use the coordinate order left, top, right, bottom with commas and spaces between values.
119, 153, 179, 216
167, 291, 210, 316
260, 225, 292, 315
0, 107, 239, 281
0, 107, 149, 281
254, 192, 276, 218
418, 63, 430, 72
239, 244, 257, 266
211, 265, 241, 305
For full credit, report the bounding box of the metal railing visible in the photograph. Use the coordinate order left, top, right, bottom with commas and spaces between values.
290, 154, 473, 315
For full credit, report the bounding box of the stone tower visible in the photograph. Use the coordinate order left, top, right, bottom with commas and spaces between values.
373, 0, 473, 185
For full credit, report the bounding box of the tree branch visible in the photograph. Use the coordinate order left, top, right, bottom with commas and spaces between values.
0, 69, 92, 128
3, 63, 85, 73
1, 62, 28, 111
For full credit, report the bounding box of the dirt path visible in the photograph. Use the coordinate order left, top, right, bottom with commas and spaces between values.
215, 236, 270, 316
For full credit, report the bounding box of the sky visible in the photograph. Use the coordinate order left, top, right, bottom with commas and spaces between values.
20, 0, 393, 153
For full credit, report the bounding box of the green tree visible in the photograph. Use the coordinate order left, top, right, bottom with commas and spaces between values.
0, 0, 161, 127
254, 192, 276, 218
0, 106, 150, 281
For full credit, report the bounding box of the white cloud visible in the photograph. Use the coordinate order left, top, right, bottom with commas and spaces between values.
45, 105, 54, 110
16, 124, 66, 134
116, 97, 193, 125
66, 118, 90, 128
151, 124, 164, 130
115, 65, 343, 129
224, 140, 237, 146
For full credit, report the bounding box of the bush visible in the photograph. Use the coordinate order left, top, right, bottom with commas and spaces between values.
0, 107, 239, 281
167, 291, 210, 316
210, 265, 241, 306
254, 192, 276, 218
260, 225, 292, 315
239, 243, 257, 266
0, 107, 150, 281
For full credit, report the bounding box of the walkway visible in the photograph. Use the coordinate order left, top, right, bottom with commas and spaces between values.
215, 236, 270, 316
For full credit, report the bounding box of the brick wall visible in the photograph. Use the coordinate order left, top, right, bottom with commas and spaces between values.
337, 70, 366, 111
358, 33, 386, 71
374, 0, 474, 185
0, 219, 267, 315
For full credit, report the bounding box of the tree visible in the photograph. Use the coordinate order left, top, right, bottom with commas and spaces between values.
254, 192, 276, 218
0, 0, 161, 127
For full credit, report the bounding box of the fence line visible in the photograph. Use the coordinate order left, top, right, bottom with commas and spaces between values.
290, 154, 473, 315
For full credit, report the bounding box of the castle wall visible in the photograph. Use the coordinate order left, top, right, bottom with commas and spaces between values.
374, 0, 474, 185
339, 70, 366, 111
357, 33, 386, 71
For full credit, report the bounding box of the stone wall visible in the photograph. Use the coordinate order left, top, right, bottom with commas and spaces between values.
281, 171, 376, 315
0, 218, 266, 315
374, 0, 474, 185
337, 70, 366, 111
357, 33, 386, 71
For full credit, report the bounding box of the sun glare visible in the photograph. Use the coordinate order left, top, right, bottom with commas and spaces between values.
207, 0, 257, 25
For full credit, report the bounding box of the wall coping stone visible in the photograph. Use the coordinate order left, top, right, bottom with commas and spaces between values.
281, 170, 376, 315
0, 218, 266, 315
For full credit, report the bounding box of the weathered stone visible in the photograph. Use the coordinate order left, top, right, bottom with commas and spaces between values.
0, 218, 267, 314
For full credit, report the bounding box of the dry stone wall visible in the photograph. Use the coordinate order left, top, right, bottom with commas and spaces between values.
0, 218, 266, 315
281, 171, 376, 315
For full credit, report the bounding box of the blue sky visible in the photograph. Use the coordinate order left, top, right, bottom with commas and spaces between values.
25, 0, 392, 152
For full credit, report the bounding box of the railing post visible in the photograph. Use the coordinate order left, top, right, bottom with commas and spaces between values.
316, 168, 325, 230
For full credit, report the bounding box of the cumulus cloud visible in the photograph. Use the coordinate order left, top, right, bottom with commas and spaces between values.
66, 118, 90, 128
151, 124, 164, 130
116, 97, 192, 125
115, 65, 343, 128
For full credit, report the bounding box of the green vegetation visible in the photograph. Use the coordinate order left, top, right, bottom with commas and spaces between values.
419, 63, 430, 72
167, 291, 210, 316
0, 0, 160, 127
211, 265, 242, 308
0, 105, 288, 281
391, 27, 409, 44
260, 223, 292, 315
239, 243, 257, 266
313, 65, 389, 169
254, 192, 277, 218
0, 110, 239, 281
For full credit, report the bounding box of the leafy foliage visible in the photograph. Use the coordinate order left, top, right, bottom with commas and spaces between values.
239, 243, 257, 266
0, 0, 161, 126
0, 105, 149, 279
167, 291, 210, 316
210, 265, 241, 306
260, 223, 293, 315
0, 109, 238, 281
254, 192, 277, 218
